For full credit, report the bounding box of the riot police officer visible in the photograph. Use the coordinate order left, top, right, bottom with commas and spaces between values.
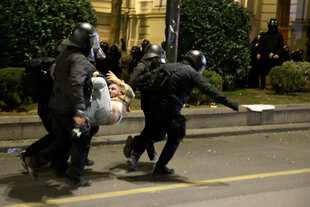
127, 50, 239, 174
141, 39, 151, 52
25, 23, 101, 186
124, 44, 167, 163
257, 18, 284, 89
128, 46, 142, 75
107, 44, 122, 77
96, 41, 110, 76
248, 33, 262, 88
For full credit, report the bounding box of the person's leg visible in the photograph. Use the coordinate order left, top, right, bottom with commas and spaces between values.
87, 77, 112, 125
127, 135, 149, 171
66, 130, 92, 186
141, 106, 158, 160
24, 133, 55, 157
25, 111, 72, 179
84, 126, 99, 166
154, 114, 186, 175
123, 107, 159, 160
154, 137, 181, 175
20, 133, 55, 170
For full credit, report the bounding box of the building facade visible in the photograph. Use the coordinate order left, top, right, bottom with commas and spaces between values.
90, 0, 309, 53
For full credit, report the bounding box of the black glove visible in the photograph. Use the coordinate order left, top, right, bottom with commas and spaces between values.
230, 102, 239, 112
71, 120, 91, 139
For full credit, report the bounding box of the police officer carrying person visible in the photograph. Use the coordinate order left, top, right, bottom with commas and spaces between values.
126, 50, 239, 174
257, 18, 284, 89
124, 44, 167, 162
25, 23, 101, 186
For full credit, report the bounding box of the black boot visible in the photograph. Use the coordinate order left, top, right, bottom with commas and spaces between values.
147, 144, 158, 161
153, 165, 175, 175
25, 155, 39, 179
123, 135, 136, 158
85, 158, 95, 166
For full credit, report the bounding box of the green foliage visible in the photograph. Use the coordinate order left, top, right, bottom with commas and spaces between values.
282, 60, 310, 90
0, 68, 25, 111
0, 0, 97, 68
269, 65, 303, 94
187, 70, 223, 105
179, 0, 251, 90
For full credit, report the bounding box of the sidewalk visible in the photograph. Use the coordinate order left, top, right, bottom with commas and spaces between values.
1, 122, 309, 153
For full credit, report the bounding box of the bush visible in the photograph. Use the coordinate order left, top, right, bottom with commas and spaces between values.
179, 0, 251, 90
0, 68, 25, 111
187, 70, 223, 105
0, 0, 97, 68
282, 60, 310, 90
269, 65, 303, 94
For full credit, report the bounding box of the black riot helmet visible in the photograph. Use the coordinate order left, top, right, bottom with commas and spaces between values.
141, 39, 151, 51
131, 46, 141, 57
109, 44, 120, 54
183, 50, 207, 73
63, 23, 97, 49
100, 41, 109, 53
142, 44, 166, 62
267, 18, 278, 33
62, 23, 105, 61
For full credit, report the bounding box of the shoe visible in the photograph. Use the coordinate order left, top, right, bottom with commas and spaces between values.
153, 166, 175, 175
147, 145, 158, 161
85, 158, 95, 166
65, 177, 91, 187
25, 156, 39, 179
19, 150, 27, 170
123, 135, 135, 158
127, 156, 138, 171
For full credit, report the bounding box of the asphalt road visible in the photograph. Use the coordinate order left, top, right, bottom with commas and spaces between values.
0, 130, 310, 207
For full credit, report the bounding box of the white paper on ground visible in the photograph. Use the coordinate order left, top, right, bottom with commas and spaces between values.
241, 104, 275, 112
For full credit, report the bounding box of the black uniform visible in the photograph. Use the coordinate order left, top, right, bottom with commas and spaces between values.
39, 47, 95, 180
248, 34, 262, 88
129, 58, 164, 160
131, 62, 238, 171
257, 29, 284, 89
20, 57, 55, 168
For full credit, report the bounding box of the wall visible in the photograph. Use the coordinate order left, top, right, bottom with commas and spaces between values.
90, 0, 166, 49
90, 0, 309, 54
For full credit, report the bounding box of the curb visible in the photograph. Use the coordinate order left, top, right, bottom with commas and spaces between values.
2, 122, 309, 153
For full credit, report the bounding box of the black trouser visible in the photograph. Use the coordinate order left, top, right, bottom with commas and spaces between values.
259, 58, 282, 89
138, 95, 161, 157
38, 110, 91, 179
132, 112, 186, 168
81, 125, 99, 165
248, 61, 260, 88
25, 101, 55, 159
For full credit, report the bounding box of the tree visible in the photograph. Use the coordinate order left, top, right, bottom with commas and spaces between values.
179, 0, 251, 89
0, 0, 97, 68
108, 0, 122, 45
306, 19, 310, 61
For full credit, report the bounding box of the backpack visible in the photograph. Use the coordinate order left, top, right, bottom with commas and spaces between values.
144, 64, 179, 94
21, 57, 55, 99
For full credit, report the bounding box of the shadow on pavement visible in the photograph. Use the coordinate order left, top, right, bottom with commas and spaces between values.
0, 166, 114, 205
107, 161, 191, 184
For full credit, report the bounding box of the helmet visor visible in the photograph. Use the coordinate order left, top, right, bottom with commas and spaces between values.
90, 32, 106, 60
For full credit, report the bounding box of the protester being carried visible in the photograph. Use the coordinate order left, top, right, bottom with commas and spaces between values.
88, 71, 135, 126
